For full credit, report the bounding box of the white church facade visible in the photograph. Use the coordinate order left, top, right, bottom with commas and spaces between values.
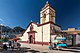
20, 2, 62, 45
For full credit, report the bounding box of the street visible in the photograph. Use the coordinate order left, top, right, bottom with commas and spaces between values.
0, 47, 80, 53
0, 47, 40, 53
0, 43, 80, 53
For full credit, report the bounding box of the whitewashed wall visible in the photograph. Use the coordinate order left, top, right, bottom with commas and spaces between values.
21, 23, 50, 43
35, 23, 50, 42
35, 26, 42, 41
20, 25, 30, 41
76, 35, 80, 45
21, 23, 38, 41
43, 24, 50, 42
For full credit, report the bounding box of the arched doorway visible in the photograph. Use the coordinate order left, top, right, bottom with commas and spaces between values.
29, 35, 33, 43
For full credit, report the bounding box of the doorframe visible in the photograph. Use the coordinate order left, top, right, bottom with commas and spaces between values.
27, 32, 35, 44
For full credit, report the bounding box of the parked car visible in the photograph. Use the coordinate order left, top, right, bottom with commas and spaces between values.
3, 42, 9, 48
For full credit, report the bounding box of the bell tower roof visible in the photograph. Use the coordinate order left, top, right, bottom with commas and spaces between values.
42, 1, 54, 11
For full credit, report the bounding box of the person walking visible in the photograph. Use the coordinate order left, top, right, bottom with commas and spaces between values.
17, 42, 21, 50
48, 42, 52, 50
3, 44, 8, 50
9, 41, 12, 49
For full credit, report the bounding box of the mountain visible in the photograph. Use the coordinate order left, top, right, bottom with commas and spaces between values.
0, 25, 11, 32
0, 24, 25, 38
10, 26, 25, 34
0, 24, 25, 34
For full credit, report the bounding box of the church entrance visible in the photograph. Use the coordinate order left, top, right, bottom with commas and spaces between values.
27, 23, 36, 44
29, 35, 33, 43
27, 32, 35, 44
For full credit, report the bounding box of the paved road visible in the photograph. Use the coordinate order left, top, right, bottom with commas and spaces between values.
0, 47, 40, 53
0, 43, 80, 53
0, 48, 75, 53
0, 47, 80, 53
20, 43, 80, 53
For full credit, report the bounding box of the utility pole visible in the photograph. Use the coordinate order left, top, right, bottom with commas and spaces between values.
42, 26, 43, 46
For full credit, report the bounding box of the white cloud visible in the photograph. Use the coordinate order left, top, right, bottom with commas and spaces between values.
0, 18, 4, 23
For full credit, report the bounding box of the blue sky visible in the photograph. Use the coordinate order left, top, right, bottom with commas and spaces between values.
0, 0, 80, 30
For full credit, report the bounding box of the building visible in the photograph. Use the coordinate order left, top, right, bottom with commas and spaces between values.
63, 28, 80, 46
20, 1, 62, 45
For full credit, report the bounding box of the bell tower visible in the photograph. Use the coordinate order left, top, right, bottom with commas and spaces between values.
40, 1, 55, 24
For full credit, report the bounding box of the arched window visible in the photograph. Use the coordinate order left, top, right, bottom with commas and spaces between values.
42, 14, 46, 23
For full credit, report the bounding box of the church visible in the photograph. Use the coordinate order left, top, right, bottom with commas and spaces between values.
20, 1, 62, 45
